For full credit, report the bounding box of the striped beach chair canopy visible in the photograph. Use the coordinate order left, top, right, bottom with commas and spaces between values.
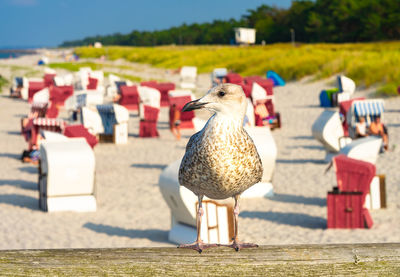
33, 118, 66, 128
354, 99, 384, 117
350, 99, 384, 128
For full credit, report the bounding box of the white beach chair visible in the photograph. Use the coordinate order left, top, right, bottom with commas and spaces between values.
39, 138, 96, 212
312, 110, 351, 154
81, 104, 129, 144
41, 130, 69, 142
339, 136, 382, 164
65, 90, 105, 113
159, 160, 234, 245
105, 74, 121, 98
81, 107, 104, 134
11, 76, 29, 100
138, 86, 161, 119
180, 66, 197, 89
365, 175, 386, 210
211, 68, 228, 86
74, 67, 92, 90
53, 74, 74, 87
90, 71, 104, 86
244, 126, 277, 187
43, 67, 56, 75
337, 75, 356, 95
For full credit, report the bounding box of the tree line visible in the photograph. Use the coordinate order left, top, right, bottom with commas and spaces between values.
60, 0, 400, 47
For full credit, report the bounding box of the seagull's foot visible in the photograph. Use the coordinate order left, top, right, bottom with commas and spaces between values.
178, 241, 219, 253
221, 240, 258, 251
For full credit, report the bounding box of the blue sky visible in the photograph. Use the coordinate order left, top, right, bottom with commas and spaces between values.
0, 0, 292, 48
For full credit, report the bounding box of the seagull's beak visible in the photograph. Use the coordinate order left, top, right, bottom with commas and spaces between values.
182, 99, 208, 112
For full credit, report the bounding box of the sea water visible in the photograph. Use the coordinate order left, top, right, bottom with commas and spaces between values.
0, 50, 36, 59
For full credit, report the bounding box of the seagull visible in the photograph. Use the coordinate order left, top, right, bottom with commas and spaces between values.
178, 83, 263, 253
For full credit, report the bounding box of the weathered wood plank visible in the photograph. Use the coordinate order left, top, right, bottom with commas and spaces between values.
0, 243, 399, 276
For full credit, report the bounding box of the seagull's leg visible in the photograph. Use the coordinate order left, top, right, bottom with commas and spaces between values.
224, 194, 258, 251
178, 195, 218, 253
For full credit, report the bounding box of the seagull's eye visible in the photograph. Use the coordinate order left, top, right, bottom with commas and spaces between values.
218, 91, 226, 97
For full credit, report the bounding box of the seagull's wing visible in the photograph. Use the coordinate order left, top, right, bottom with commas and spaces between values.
185, 131, 201, 152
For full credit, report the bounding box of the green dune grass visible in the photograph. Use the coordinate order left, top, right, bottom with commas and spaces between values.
72, 42, 400, 96
0, 75, 8, 93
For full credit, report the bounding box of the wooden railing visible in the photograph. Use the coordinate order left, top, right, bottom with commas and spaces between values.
0, 243, 399, 275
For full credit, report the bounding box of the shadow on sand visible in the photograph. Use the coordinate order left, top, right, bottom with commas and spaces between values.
6, 131, 21, 136
83, 223, 171, 243
0, 194, 38, 210
384, 109, 400, 113
290, 136, 314, 140
276, 159, 325, 164
269, 193, 326, 207
131, 163, 167, 170
0, 152, 21, 160
293, 104, 321, 109
0, 179, 37, 191
18, 166, 38, 175
240, 211, 326, 229
288, 145, 324, 151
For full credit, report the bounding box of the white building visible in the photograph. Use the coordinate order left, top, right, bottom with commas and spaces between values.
234, 28, 256, 45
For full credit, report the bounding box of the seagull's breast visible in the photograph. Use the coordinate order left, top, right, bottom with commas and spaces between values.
179, 116, 263, 199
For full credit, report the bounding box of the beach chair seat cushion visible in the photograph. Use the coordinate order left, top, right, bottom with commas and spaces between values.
87, 77, 98, 90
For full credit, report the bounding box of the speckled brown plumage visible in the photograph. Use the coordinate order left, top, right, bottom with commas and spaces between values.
179, 84, 263, 200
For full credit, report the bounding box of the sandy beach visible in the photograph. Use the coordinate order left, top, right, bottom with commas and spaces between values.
0, 53, 399, 250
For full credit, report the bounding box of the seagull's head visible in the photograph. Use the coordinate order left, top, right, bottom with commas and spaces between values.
182, 83, 247, 119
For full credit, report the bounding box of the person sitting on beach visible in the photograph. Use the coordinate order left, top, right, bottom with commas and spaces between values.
169, 104, 181, 140
254, 100, 270, 126
369, 116, 388, 151
355, 116, 368, 138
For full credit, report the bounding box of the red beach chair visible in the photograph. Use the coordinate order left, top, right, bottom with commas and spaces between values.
64, 124, 98, 148
339, 98, 365, 136
244, 76, 263, 86
140, 80, 157, 87
28, 81, 46, 103
327, 155, 375, 229
139, 105, 159, 138
169, 94, 195, 129
44, 73, 56, 87
21, 103, 48, 141
49, 85, 74, 107
225, 73, 243, 84
119, 85, 139, 110
29, 118, 66, 150
157, 82, 176, 107
252, 80, 281, 129
141, 81, 176, 107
